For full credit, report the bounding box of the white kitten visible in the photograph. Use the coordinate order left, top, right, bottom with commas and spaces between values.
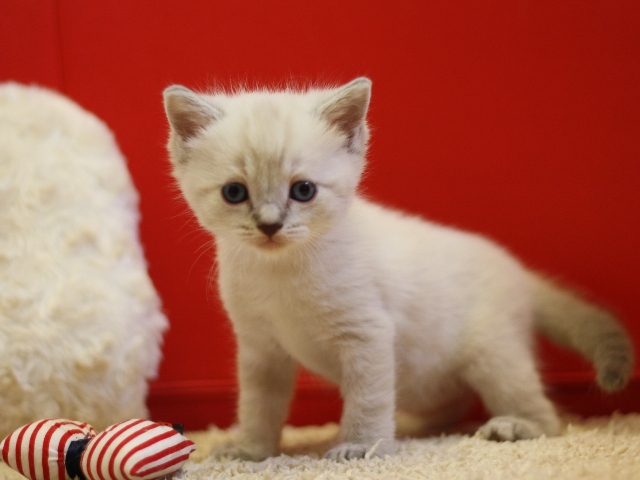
163, 78, 633, 461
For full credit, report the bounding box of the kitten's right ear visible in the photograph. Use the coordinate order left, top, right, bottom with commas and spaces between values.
163, 86, 222, 141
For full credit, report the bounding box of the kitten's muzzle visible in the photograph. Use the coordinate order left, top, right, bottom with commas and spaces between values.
257, 223, 283, 238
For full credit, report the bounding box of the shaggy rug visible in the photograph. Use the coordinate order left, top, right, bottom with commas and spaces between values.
1, 414, 639, 479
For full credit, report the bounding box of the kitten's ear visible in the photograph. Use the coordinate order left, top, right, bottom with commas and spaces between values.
319, 77, 371, 149
163, 86, 222, 141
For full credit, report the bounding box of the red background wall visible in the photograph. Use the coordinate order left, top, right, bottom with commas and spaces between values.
2, 1, 639, 430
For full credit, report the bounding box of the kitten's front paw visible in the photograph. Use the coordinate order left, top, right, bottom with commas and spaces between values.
324, 439, 395, 461
325, 443, 370, 461
477, 416, 543, 442
212, 442, 274, 462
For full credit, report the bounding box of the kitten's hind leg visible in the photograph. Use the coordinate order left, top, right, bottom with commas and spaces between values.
461, 336, 561, 441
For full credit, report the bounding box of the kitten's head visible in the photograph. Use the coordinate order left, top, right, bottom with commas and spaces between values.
163, 78, 371, 253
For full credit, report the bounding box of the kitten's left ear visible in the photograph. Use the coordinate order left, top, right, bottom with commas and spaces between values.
319, 77, 371, 152
163, 85, 222, 142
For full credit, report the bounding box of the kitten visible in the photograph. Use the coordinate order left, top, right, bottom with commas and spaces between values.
162, 78, 634, 461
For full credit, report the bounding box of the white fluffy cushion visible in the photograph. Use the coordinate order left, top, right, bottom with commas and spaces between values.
0, 83, 168, 437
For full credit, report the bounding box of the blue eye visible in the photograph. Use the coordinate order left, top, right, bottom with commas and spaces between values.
290, 181, 316, 202
222, 183, 249, 203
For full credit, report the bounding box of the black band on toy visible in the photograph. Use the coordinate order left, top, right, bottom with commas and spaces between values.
65, 437, 91, 480
172, 424, 184, 435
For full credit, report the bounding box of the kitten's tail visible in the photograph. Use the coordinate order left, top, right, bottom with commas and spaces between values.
530, 273, 634, 392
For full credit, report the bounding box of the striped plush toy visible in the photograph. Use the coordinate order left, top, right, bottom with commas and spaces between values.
1, 419, 196, 480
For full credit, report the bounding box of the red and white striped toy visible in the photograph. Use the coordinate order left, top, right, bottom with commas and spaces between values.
1, 419, 96, 480
1, 419, 195, 480
81, 420, 196, 480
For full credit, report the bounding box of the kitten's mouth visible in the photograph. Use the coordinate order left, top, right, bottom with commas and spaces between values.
256, 237, 287, 251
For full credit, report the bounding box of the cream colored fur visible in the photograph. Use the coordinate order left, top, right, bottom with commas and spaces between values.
163, 78, 633, 461
0, 83, 168, 437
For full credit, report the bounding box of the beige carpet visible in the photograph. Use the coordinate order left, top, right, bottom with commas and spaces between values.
2, 414, 640, 480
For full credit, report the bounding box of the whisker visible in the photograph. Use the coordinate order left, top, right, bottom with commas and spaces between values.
188, 239, 215, 281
